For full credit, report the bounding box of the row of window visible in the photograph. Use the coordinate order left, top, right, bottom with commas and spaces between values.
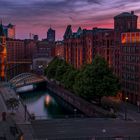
122, 46, 138, 53
122, 55, 140, 63
122, 73, 139, 81
122, 82, 139, 92
122, 65, 138, 72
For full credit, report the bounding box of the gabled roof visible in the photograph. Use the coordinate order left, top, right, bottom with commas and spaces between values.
64, 25, 72, 39
92, 28, 113, 34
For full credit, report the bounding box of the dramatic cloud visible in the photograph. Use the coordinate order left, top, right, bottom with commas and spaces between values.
0, 0, 140, 40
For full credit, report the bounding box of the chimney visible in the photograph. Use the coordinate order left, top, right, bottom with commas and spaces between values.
131, 11, 134, 15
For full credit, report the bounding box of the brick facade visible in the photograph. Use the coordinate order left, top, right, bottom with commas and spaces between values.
64, 11, 140, 104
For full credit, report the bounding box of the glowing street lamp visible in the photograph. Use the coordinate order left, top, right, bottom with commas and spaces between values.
124, 96, 128, 120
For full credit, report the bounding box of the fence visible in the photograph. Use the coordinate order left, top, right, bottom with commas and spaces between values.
32, 136, 140, 140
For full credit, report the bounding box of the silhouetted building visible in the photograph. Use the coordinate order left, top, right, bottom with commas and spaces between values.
34, 40, 55, 58
114, 11, 138, 32
47, 28, 55, 42
33, 35, 39, 41
33, 39, 55, 73
3, 23, 15, 39
24, 39, 36, 60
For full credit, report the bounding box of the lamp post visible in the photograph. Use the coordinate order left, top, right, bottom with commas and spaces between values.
137, 101, 140, 113
124, 96, 128, 120
24, 105, 27, 121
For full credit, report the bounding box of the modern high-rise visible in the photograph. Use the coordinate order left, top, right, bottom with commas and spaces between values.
47, 28, 55, 42
3, 23, 16, 39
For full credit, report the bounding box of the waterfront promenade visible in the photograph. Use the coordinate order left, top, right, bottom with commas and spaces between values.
0, 83, 34, 140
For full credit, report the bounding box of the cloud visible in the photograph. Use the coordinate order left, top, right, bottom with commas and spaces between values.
1, 0, 140, 39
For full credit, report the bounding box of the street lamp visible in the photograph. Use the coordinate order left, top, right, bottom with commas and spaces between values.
137, 101, 140, 113
24, 105, 27, 121
124, 96, 128, 120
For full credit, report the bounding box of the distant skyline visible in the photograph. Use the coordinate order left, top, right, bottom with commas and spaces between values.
1, 0, 140, 40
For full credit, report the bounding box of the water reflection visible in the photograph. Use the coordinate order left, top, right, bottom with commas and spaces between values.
20, 90, 80, 119
45, 95, 53, 106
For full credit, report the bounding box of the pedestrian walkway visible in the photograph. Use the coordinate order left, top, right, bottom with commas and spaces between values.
0, 92, 7, 113
0, 86, 30, 123
0, 118, 23, 140
118, 102, 140, 121
0, 84, 34, 140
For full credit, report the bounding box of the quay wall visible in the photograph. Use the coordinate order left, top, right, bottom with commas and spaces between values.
47, 81, 115, 118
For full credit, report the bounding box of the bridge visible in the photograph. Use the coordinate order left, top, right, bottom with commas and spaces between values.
9, 73, 46, 89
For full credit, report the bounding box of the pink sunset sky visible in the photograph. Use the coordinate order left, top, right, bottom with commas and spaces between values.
1, 0, 140, 40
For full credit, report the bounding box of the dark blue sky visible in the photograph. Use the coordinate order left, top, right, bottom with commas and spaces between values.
1, 0, 140, 40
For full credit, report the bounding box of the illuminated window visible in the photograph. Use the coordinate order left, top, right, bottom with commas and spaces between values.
121, 32, 140, 44
131, 33, 135, 43
136, 32, 140, 43
127, 33, 131, 43
121, 34, 127, 44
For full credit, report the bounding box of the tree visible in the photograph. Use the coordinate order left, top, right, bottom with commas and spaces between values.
44, 57, 59, 79
73, 55, 120, 101
44, 57, 73, 83
55, 59, 71, 82
62, 67, 78, 90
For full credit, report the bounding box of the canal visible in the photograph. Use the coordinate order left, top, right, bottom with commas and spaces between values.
19, 89, 83, 119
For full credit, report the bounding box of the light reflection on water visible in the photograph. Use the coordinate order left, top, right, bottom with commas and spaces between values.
20, 90, 76, 119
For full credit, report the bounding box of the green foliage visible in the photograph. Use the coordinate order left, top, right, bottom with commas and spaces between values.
62, 67, 78, 90
73, 55, 120, 100
44, 57, 59, 79
45, 56, 120, 102
44, 57, 77, 89
55, 59, 70, 81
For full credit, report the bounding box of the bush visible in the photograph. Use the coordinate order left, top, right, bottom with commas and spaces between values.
101, 97, 121, 112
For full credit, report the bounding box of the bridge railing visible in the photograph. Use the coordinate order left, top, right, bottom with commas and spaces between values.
9, 73, 46, 89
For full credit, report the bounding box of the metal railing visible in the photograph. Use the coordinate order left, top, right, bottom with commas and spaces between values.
32, 136, 140, 140
34, 114, 87, 120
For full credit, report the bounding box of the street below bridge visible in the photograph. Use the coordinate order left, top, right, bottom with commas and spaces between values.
31, 118, 140, 139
